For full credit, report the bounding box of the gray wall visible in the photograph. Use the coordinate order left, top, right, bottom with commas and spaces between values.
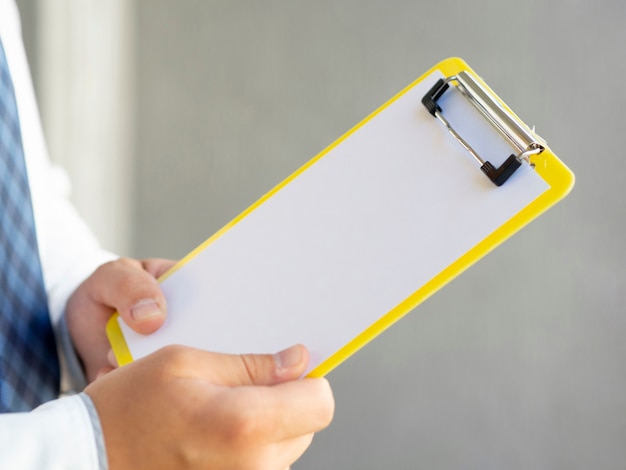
22, 0, 626, 468
132, 2, 625, 469
133, 1, 624, 469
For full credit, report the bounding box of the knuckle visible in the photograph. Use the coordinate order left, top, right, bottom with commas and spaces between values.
237, 353, 276, 385
114, 256, 137, 268
238, 355, 260, 383
225, 409, 260, 448
157, 345, 195, 375
98, 257, 136, 275
97, 257, 144, 290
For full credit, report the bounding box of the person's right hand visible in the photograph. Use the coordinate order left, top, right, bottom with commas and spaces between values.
85, 344, 334, 470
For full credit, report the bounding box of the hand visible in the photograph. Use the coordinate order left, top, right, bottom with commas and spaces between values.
66, 257, 176, 382
85, 344, 334, 470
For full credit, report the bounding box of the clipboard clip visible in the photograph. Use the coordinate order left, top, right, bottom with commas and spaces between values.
422, 71, 545, 186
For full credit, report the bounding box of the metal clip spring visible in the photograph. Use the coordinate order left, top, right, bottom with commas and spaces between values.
422, 71, 545, 186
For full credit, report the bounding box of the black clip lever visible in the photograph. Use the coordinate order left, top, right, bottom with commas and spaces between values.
422, 75, 536, 187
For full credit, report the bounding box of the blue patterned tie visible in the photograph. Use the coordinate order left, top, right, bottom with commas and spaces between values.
0, 40, 60, 412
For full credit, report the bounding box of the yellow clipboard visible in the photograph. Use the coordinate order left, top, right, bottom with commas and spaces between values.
107, 57, 574, 377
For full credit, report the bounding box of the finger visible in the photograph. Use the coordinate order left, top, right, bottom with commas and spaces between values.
221, 344, 310, 385
141, 258, 177, 280
220, 377, 335, 442
281, 434, 314, 469
95, 366, 115, 380
91, 258, 168, 334
107, 349, 119, 368
269, 434, 314, 470
159, 344, 310, 386
261, 378, 334, 440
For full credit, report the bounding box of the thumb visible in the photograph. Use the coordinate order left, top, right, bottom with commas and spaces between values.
209, 344, 310, 387
92, 258, 168, 335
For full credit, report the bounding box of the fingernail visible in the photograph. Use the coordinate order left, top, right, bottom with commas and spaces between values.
130, 299, 164, 322
274, 345, 304, 372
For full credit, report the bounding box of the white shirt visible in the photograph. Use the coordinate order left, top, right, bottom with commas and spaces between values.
0, 0, 116, 468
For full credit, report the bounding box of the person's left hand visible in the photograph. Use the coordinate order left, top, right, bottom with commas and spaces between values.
66, 257, 176, 382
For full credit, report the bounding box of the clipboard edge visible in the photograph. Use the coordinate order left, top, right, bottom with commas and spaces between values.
107, 57, 575, 375
307, 58, 575, 376
107, 313, 134, 367
307, 150, 574, 378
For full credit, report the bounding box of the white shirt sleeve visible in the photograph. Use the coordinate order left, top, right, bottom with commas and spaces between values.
0, 395, 104, 470
0, 1, 114, 468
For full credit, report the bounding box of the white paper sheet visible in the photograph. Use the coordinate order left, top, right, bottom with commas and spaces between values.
119, 70, 549, 374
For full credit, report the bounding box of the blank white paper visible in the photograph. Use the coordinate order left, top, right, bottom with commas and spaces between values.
119, 70, 549, 374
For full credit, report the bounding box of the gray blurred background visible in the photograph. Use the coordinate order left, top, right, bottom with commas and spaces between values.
17, 1, 626, 468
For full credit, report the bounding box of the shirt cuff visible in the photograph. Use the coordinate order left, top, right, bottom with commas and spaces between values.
58, 310, 88, 392
80, 392, 109, 470
0, 394, 105, 470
